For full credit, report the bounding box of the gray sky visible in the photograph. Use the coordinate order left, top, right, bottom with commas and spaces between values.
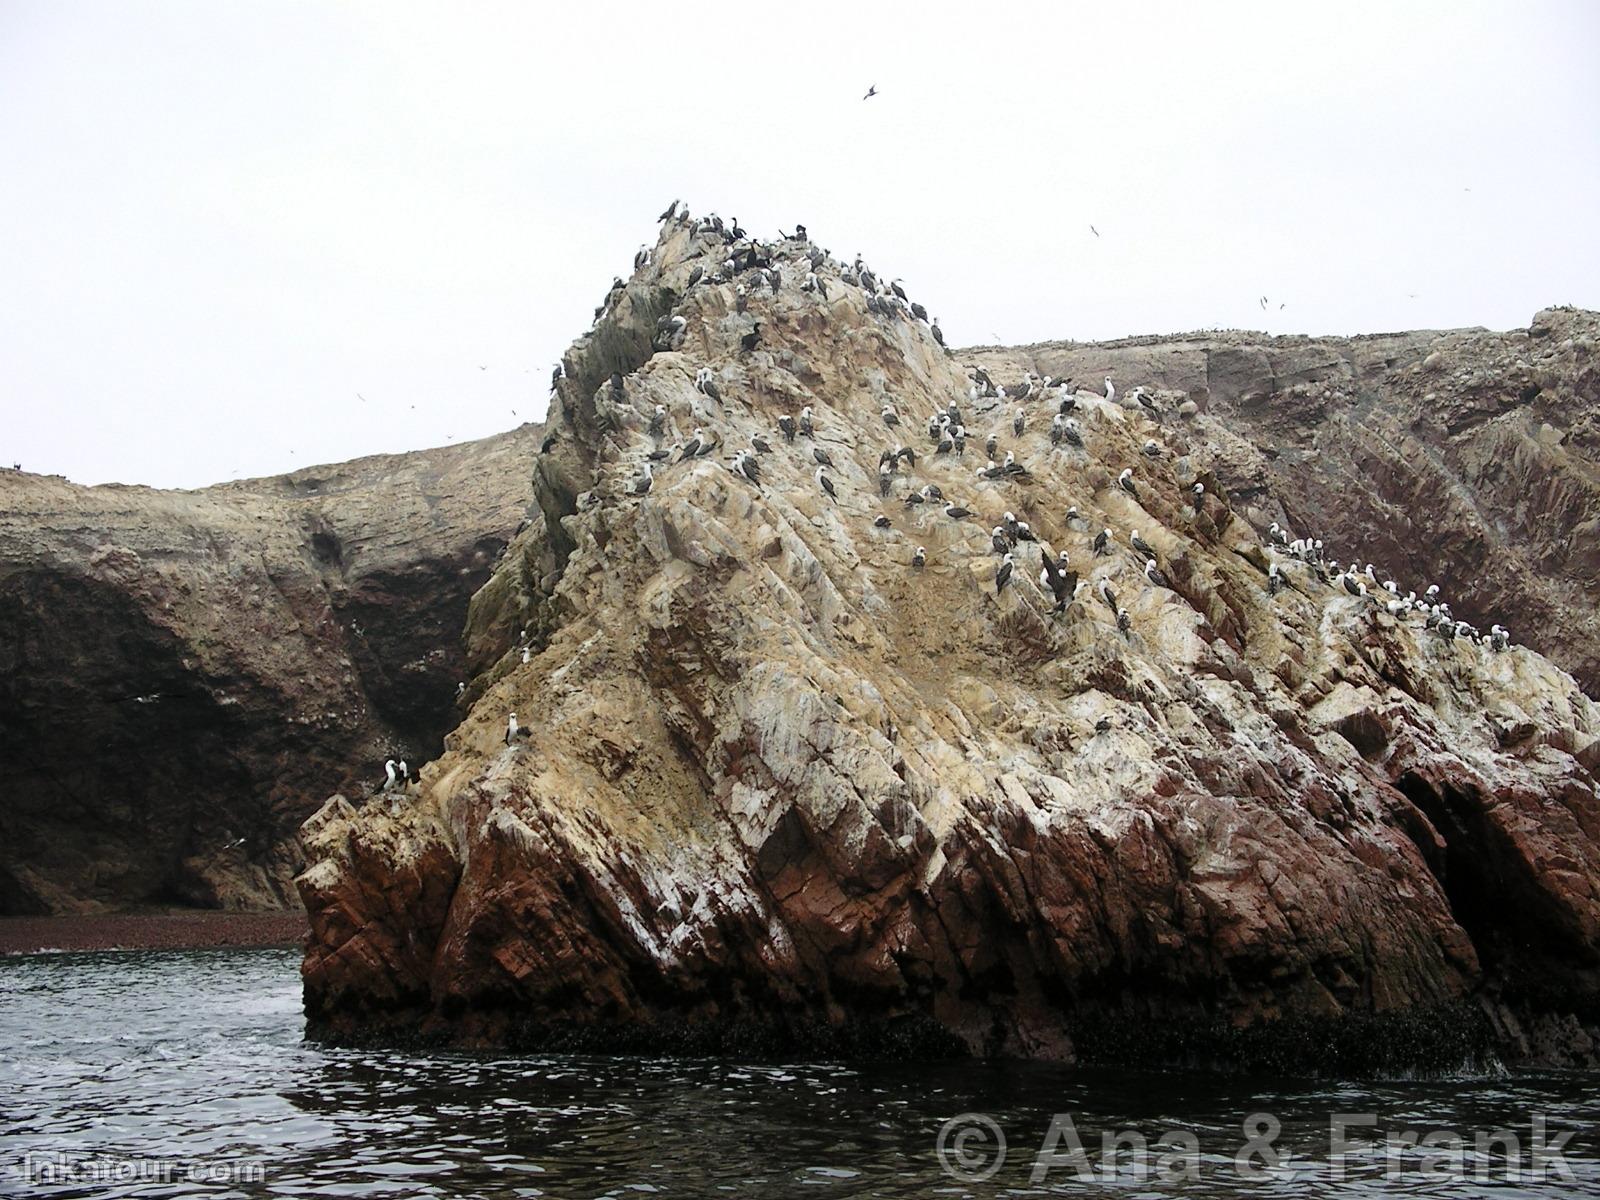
3, 1, 1597, 490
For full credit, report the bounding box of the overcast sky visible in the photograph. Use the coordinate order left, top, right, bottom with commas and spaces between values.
3, 1, 1597, 490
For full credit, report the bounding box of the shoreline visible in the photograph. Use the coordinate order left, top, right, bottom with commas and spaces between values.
0, 911, 307, 955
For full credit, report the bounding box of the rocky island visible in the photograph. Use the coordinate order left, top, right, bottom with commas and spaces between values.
283, 212, 1600, 1071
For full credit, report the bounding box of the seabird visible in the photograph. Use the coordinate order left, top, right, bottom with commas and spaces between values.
521, 645, 532, 663
995, 553, 1015, 594
882, 404, 900, 427
1050, 415, 1065, 447
686, 266, 704, 289
991, 526, 1011, 555
1038, 550, 1076, 611
740, 324, 762, 352
679, 429, 704, 461
1116, 609, 1131, 634
1103, 376, 1116, 403
634, 245, 651, 270
896, 444, 917, 469
1117, 468, 1138, 498
944, 503, 972, 520
735, 284, 748, 313
382, 759, 399, 792
1144, 559, 1169, 589
1063, 420, 1083, 448
985, 434, 998, 460
904, 490, 926, 507
922, 483, 944, 501
630, 462, 654, 496
931, 320, 945, 347
1268, 562, 1283, 596
752, 434, 772, 454
912, 546, 926, 569
815, 466, 837, 501
1003, 511, 1020, 541
505, 713, 532, 745
1013, 409, 1026, 438
649, 405, 666, 436
879, 465, 893, 497
737, 453, 761, 484
1130, 531, 1156, 558
778, 414, 797, 442
863, 84, 877, 99
812, 446, 835, 468
1192, 483, 1205, 511
1095, 716, 1113, 734
799, 406, 814, 437
551, 364, 564, 389
1142, 439, 1161, 458
1099, 580, 1120, 611
1268, 522, 1289, 546
1093, 528, 1111, 556
1016, 522, 1036, 542
872, 514, 891, 529
702, 379, 722, 404
658, 199, 680, 222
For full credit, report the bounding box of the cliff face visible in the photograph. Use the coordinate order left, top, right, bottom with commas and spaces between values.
0, 427, 541, 913
297, 218, 1600, 1069
962, 310, 1600, 697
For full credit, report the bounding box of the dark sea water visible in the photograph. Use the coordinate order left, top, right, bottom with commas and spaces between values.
2, 948, 1597, 1198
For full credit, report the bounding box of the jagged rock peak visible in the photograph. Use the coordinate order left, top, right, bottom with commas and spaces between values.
299, 208, 1600, 1071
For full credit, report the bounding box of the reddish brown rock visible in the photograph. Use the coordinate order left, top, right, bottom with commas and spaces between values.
299, 220, 1600, 1069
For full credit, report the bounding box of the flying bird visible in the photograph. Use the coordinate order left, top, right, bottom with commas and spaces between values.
863, 84, 877, 100
1090, 225, 1100, 238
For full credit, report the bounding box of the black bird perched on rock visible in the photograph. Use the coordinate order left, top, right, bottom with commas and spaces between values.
751, 433, 772, 454
815, 466, 837, 501
1099, 580, 1120, 611
679, 429, 704, 461
873, 514, 891, 528
740, 323, 762, 352
921, 483, 943, 501
550, 364, 564, 389
702, 379, 721, 404
991, 526, 1011, 555
931, 319, 945, 347
1039, 551, 1077, 612
778, 414, 796, 442
1063, 420, 1083, 448
1117, 468, 1138, 498
686, 266, 704, 289
910, 301, 928, 322
658, 199, 679, 222
1130, 530, 1156, 559
995, 553, 1015, 594
812, 446, 834, 468
736, 453, 761, 484
944, 503, 972, 520
1144, 559, 1170, 589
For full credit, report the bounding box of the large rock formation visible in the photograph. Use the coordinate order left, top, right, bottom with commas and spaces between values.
962, 309, 1600, 696
0, 427, 540, 913
298, 217, 1600, 1070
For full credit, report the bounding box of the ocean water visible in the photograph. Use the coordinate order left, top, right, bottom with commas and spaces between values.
1, 947, 1595, 1198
